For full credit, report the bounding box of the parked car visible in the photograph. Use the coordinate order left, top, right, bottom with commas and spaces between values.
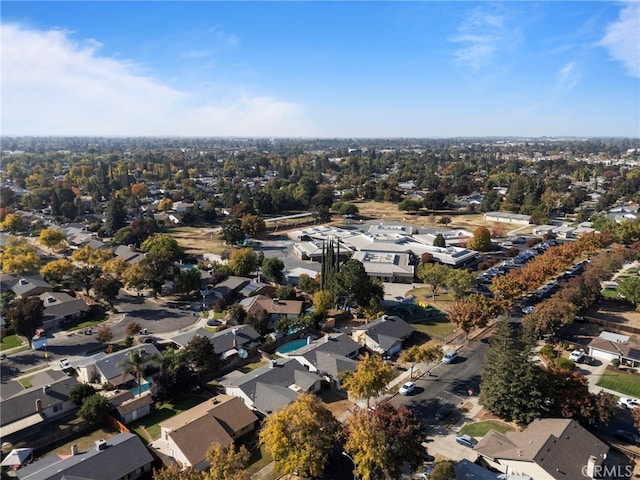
435, 405, 452, 420
455, 434, 478, 448
442, 351, 458, 364
59, 359, 71, 369
568, 349, 585, 362
399, 381, 416, 396
614, 429, 640, 445
206, 319, 222, 327
618, 397, 640, 409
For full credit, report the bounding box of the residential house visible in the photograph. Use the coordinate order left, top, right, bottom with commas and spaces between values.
351, 315, 414, 357
38, 291, 90, 330
16, 433, 154, 480
5, 275, 54, 298
587, 331, 640, 368
0, 374, 79, 444
239, 295, 304, 328
157, 395, 258, 470
171, 325, 262, 369
206, 276, 250, 301
107, 390, 153, 424
223, 358, 322, 415
73, 344, 161, 388
286, 333, 361, 388
113, 244, 146, 264
474, 419, 611, 480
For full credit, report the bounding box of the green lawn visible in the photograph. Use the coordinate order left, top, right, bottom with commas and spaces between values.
246, 444, 274, 477
596, 369, 640, 397
0, 334, 23, 351
601, 288, 621, 299
400, 303, 454, 341
238, 360, 268, 373
458, 420, 515, 437
130, 394, 208, 441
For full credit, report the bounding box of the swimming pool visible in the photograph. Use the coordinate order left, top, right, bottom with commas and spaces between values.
129, 376, 154, 395
275, 338, 310, 355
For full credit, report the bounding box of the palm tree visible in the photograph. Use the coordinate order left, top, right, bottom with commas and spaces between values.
119, 349, 152, 397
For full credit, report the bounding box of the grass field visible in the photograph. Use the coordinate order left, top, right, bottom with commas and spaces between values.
1, 334, 23, 351
596, 368, 640, 397
130, 394, 208, 441
458, 420, 515, 437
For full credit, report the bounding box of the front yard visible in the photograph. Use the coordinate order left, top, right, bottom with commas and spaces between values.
596, 367, 640, 397
130, 394, 209, 441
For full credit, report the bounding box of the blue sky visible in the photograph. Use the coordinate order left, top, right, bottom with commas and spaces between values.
2, 1, 639, 138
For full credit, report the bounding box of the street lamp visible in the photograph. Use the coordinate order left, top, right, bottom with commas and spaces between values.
342, 451, 357, 480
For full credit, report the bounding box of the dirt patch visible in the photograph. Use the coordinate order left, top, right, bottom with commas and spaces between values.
169, 226, 227, 256
318, 389, 355, 419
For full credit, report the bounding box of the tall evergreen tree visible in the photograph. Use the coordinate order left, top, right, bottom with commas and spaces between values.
479, 321, 544, 424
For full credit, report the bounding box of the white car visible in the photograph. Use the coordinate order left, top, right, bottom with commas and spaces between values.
59, 358, 71, 369
618, 397, 640, 409
442, 351, 458, 364
399, 381, 416, 396
522, 306, 535, 314
568, 349, 585, 362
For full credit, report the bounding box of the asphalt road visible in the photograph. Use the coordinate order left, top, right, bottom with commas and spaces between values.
1, 292, 200, 379
390, 336, 489, 429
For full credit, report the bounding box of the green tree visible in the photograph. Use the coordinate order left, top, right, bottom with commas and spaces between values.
259, 393, 340, 478
433, 233, 446, 247
341, 353, 395, 407
69, 383, 97, 406
479, 321, 544, 424
119, 349, 154, 397
298, 273, 320, 294
175, 268, 202, 294
430, 461, 456, 480
72, 265, 102, 295
400, 344, 442, 378
184, 334, 218, 375
617, 277, 640, 307
417, 262, 451, 300
261, 257, 285, 284
221, 218, 244, 245
78, 394, 110, 423
7, 296, 44, 346
140, 253, 179, 298
467, 226, 492, 251
444, 269, 477, 299
140, 233, 184, 262
240, 213, 266, 238
229, 248, 258, 277
398, 198, 423, 213
335, 259, 381, 307
104, 196, 127, 235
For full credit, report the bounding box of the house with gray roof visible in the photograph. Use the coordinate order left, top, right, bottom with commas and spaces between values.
0, 376, 79, 444
4, 275, 54, 298
223, 358, 322, 415
113, 244, 146, 264
38, 291, 90, 330
206, 276, 250, 301
286, 333, 361, 388
74, 344, 160, 388
16, 432, 153, 480
351, 315, 414, 357
474, 419, 611, 480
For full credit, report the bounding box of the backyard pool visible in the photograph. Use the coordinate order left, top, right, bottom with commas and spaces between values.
275, 338, 311, 355
129, 376, 154, 395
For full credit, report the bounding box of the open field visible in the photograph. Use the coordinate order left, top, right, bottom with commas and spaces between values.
169, 226, 227, 256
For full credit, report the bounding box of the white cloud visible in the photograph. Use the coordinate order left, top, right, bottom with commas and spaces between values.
556, 62, 579, 92
449, 5, 516, 70
0, 23, 311, 136
599, 2, 640, 78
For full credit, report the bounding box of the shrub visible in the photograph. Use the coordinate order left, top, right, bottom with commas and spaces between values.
539, 345, 555, 359
611, 358, 621, 368
554, 357, 575, 370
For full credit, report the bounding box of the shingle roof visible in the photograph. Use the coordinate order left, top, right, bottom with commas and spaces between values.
354, 315, 413, 348
475, 419, 609, 480
16, 433, 153, 480
1, 377, 79, 428
94, 344, 160, 382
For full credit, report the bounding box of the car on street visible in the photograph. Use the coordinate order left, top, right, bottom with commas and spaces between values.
618, 397, 640, 409
522, 306, 535, 314
455, 434, 478, 448
442, 351, 458, 364
59, 359, 71, 369
435, 405, 452, 420
206, 319, 222, 327
399, 381, 416, 396
568, 349, 585, 362
614, 429, 640, 445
